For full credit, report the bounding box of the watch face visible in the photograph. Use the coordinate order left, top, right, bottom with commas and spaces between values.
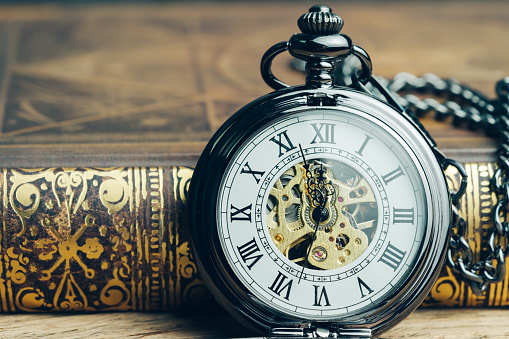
217, 107, 429, 319
190, 88, 450, 333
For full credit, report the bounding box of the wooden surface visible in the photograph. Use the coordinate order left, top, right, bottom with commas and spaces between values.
0, 309, 508, 338
1, 1, 509, 338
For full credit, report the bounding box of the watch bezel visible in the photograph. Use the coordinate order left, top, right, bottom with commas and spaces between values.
189, 86, 451, 336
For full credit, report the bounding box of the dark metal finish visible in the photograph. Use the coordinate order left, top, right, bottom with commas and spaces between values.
260, 5, 372, 90
351, 46, 372, 84
260, 41, 290, 90
189, 86, 451, 337
297, 4, 343, 35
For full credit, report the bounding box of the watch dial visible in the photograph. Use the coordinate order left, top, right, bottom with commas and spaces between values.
217, 108, 429, 319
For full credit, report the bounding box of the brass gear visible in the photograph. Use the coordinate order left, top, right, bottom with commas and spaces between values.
266, 160, 377, 270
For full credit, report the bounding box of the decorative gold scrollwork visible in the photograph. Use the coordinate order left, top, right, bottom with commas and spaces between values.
6, 168, 133, 312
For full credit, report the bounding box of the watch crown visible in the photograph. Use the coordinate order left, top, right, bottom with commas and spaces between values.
298, 4, 344, 35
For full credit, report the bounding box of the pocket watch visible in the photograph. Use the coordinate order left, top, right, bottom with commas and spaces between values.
189, 5, 457, 338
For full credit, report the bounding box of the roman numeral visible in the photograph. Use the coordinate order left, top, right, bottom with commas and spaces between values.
357, 277, 374, 298
311, 123, 336, 144
381, 166, 405, 185
355, 134, 372, 156
241, 162, 265, 184
230, 204, 252, 222
269, 271, 293, 300
237, 237, 263, 270
393, 207, 415, 224
313, 285, 331, 306
270, 130, 297, 157
378, 242, 406, 271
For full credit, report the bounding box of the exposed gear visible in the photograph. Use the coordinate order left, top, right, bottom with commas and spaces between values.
266, 159, 378, 270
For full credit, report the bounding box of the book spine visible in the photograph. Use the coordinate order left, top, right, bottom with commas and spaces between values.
0, 166, 211, 312
0, 164, 503, 312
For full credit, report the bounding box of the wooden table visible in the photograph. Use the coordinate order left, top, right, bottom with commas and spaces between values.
0, 309, 508, 338
1, 1, 509, 338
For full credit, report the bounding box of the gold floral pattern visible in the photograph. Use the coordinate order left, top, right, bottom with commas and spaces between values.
0, 167, 212, 312
82, 238, 104, 260
36, 239, 58, 261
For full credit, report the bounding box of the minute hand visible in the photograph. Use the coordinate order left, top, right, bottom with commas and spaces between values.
299, 144, 312, 180
298, 146, 335, 282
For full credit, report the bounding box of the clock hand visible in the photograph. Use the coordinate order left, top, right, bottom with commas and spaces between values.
299, 144, 312, 181
299, 193, 326, 283
298, 160, 331, 283
298, 144, 320, 205
302, 153, 334, 209
298, 147, 337, 282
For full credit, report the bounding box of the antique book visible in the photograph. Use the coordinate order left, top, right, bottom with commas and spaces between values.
0, 3, 507, 312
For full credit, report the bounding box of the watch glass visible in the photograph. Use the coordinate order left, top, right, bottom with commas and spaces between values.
217, 107, 429, 319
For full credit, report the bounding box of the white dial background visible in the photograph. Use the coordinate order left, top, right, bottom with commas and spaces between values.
217, 108, 430, 318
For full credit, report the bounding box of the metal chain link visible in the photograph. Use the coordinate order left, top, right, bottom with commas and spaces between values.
379, 73, 509, 296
